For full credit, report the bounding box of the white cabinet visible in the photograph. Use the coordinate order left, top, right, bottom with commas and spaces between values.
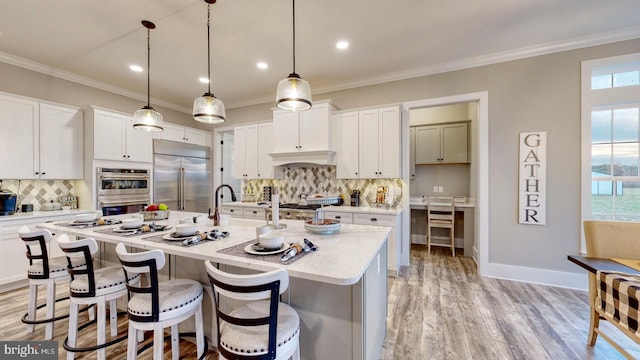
243, 207, 266, 220
353, 212, 401, 274
234, 123, 279, 179
272, 100, 334, 154
323, 210, 353, 224
336, 106, 401, 179
415, 122, 468, 164
161, 123, 210, 146
220, 205, 266, 220
93, 108, 153, 163
0, 93, 83, 179
220, 205, 244, 218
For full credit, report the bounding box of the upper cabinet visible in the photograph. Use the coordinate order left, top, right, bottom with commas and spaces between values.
234, 122, 280, 179
336, 106, 401, 179
93, 108, 153, 163
415, 122, 468, 164
0, 93, 83, 179
160, 123, 210, 147
271, 100, 335, 165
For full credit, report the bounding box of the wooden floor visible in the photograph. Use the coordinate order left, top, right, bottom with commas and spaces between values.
1, 246, 639, 359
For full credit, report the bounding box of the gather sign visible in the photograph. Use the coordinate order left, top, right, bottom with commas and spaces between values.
519, 132, 546, 225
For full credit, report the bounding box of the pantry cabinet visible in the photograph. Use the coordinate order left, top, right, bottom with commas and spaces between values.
0, 93, 83, 179
93, 108, 152, 163
234, 122, 279, 179
415, 122, 468, 164
161, 123, 209, 147
272, 100, 335, 154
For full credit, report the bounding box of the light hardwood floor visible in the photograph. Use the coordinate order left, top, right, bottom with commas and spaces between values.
1, 246, 639, 359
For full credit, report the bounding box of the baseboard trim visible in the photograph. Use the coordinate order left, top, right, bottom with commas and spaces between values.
486, 262, 588, 291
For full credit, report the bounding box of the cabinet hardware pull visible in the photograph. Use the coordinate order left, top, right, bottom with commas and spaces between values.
335, 216, 341, 219
35, 172, 39, 175
370, 218, 378, 222
252, 211, 257, 214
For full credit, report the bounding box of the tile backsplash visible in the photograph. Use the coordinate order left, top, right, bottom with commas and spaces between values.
1, 179, 77, 211
243, 166, 404, 207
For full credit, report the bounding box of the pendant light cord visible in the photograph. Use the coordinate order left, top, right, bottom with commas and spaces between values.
292, 0, 296, 74
207, 3, 212, 94
146, 26, 151, 107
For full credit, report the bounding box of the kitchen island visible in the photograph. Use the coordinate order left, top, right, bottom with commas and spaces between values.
38, 211, 389, 360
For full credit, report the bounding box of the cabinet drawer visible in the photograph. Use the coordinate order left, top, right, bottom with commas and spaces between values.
323, 211, 353, 224
221, 206, 244, 218
243, 208, 266, 220
353, 213, 396, 227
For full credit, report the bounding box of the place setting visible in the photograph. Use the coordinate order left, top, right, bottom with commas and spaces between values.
95, 218, 172, 237
58, 213, 121, 228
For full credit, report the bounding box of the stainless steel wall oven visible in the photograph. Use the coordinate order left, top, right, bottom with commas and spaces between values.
96, 168, 151, 215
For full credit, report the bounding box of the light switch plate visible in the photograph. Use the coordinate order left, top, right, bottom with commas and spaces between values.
438, 186, 444, 193
433, 186, 438, 192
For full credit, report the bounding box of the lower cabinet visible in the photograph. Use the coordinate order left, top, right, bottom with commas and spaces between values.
243, 207, 266, 220
353, 213, 400, 275
220, 205, 266, 220
220, 205, 244, 218
323, 210, 354, 224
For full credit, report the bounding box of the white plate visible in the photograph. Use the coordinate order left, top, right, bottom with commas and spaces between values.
244, 242, 290, 256
162, 233, 195, 241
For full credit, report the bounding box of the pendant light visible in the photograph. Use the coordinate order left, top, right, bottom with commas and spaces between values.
193, 0, 226, 124
133, 20, 164, 132
276, 0, 312, 111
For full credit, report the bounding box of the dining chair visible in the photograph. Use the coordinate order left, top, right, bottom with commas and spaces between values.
584, 220, 640, 358
427, 196, 456, 256
116, 243, 205, 360
205, 260, 300, 360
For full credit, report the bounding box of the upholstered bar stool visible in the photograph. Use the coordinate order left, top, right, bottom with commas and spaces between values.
205, 261, 300, 360
115, 243, 205, 360
18, 226, 85, 340
57, 235, 140, 360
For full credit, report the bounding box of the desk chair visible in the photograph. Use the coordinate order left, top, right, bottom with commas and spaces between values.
427, 197, 456, 256
57, 235, 140, 360
584, 220, 640, 358
18, 226, 85, 340
116, 243, 205, 360
205, 261, 300, 360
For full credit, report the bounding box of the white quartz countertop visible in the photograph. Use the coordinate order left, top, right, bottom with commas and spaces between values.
0, 209, 97, 226
223, 201, 403, 215
37, 211, 390, 286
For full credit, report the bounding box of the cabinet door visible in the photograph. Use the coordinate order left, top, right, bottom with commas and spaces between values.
353, 213, 398, 272
272, 111, 299, 153
358, 109, 381, 178
243, 207, 266, 220
441, 123, 468, 163
299, 105, 330, 151
377, 106, 401, 178
409, 127, 416, 179
0, 94, 38, 179
257, 123, 275, 178
161, 123, 186, 142
336, 112, 359, 179
221, 205, 243, 218
244, 125, 259, 178
39, 103, 83, 179
233, 126, 247, 179
415, 125, 441, 164
94, 109, 126, 161
185, 128, 209, 146
125, 116, 153, 162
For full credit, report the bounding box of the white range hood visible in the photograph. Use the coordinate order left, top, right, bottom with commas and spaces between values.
269, 150, 336, 166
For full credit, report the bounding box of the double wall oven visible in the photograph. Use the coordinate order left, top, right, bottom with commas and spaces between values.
96, 168, 150, 215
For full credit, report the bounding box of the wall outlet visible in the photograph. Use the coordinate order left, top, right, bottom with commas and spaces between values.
438, 186, 444, 193
433, 186, 438, 193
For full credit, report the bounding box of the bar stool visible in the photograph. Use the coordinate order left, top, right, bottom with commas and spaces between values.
57, 235, 140, 360
18, 226, 85, 340
115, 243, 205, 360
205, 260, 300, 360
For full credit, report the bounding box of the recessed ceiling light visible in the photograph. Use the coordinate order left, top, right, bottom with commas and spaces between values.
129, 64, 143, 72
257, 62, 268, 70
199, 77, 210, 84
336, 41, 349, 50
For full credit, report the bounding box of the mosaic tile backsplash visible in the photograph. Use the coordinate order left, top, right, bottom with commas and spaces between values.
1, 179, 77, 211
243, 166, 404, 208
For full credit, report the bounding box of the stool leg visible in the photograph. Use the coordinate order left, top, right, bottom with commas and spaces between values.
67, 302, 79, 360
97, 299, 106, 360
45, 281, 56, 340
153, 323, 164, 360
137, 330, 144, 343
294, 342, 301, 360
195, 303, 204, 358
26, 283, 37, 333
109, 299, 118, 337
451, 228, 455, 257
171, 324, 179, 360
427, 225, 431, 254
127, 324, 137, 360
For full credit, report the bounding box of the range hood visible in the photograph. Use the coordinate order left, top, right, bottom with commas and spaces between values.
269, 150, 336, 166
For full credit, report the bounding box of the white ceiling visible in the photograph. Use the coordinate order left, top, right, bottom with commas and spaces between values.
1, 0, 639, 113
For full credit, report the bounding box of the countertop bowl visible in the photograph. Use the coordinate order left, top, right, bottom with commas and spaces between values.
175, 223, 197, 237
258, 232, 285, 250
121, 218, 144, 229
304, 219, 341, 234
75, 213, 98, 223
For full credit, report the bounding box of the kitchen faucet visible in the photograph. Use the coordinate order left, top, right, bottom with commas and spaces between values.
210, 184, 237, 226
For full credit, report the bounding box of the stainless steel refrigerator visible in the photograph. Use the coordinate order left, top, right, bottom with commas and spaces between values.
153, 139, 211, 212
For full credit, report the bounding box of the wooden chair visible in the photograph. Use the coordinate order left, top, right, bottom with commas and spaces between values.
427, 196, 456, 256
58, 235, 140, 360
584, 220, 640, 358
116, 243, 205, 360
205, 260, 300, 360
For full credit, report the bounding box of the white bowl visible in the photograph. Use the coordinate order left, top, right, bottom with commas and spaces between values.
75, 213, 97, 223
175, 223, 197, 236
258, 232, 284, 250
121, 218, 144, 229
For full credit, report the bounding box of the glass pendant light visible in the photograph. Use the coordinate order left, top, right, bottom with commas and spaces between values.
133, 20, 164, 132
276, 0, 312, 111
193, 0, 225, 124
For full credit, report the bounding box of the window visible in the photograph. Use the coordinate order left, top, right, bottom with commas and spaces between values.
582, 54, 640, 229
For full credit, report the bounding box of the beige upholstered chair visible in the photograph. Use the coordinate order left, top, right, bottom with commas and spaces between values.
427, 197, 456, 256
583, 220, 640, 357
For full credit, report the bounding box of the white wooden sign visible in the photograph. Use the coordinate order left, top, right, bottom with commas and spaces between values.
519, 132, 546, 225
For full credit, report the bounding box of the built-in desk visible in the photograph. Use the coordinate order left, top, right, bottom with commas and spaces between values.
410, 200, 475, 257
